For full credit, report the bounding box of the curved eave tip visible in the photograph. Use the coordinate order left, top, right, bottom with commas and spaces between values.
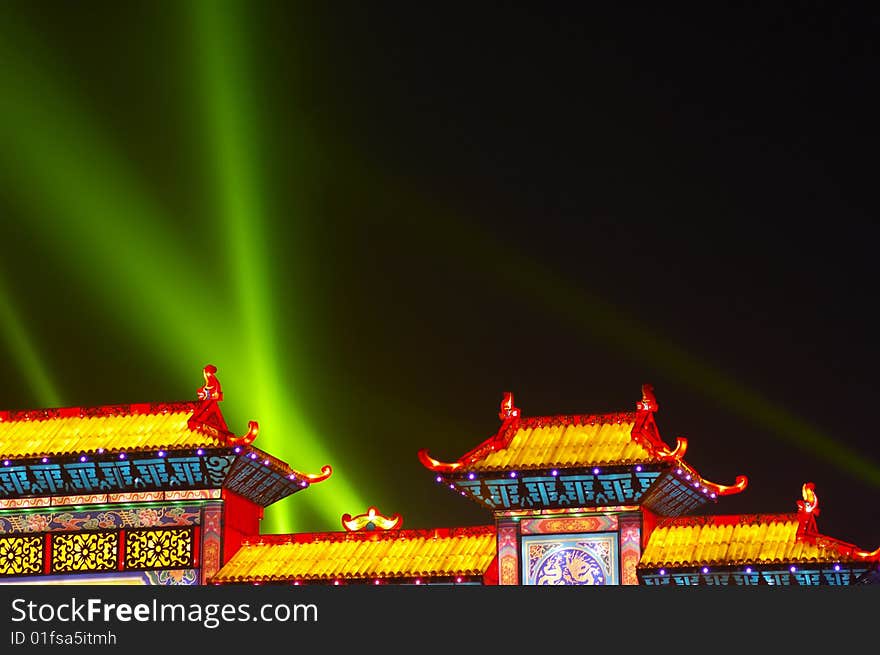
302, 465, 333, 483
659, 437, 688, 461
855, 546, 880, 561
709, 475, 749, 497
417, 448, 463, 473
228, 420, 259, 446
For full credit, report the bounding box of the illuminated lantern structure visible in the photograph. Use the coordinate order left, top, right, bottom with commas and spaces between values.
211, 509, 498, 586
214, 384, 879, 586
2, 373, 877, 585
0, 366, 331, 584
416, 386, 879, 585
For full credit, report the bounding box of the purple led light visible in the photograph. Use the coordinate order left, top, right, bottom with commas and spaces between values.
592, 468, 600, 475
551, 469, 559, 476
789, 566, 797, 573
119, 453, 126, 460
196, 448, 205, 456
79, 456, 87, 463
746, 567, 752, 574
435, 476, 442, 483
710, 493, 716, 499
300, 481, 308, 488
509, 471, 517, 478
97, 448, 104, 454
41, 457, 48, 463
288, 474, 296, 480
834, 564, 841, 572
685, 474, 691, 480
2, 460, 9, 467
234, 446, 242, 453
659, 569, 666, 576
158, 450, 165, 458
702, 567, 709, 574
676, 468, 682, 474
249, 453, 257, 460
263, 459, 270, 465
702, 487, 707, 493
449, 484, 455, 489
468, 472, 475, 480
635, 465, 642, 472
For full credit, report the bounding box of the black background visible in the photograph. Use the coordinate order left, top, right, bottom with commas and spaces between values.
1, 3, 879, 545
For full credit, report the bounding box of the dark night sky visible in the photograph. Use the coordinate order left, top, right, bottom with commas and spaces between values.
1, 3, 879, 546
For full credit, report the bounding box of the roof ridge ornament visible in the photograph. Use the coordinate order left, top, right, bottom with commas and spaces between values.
229, 420, 259, 446
656, 436, 688, 461
797, 481, 820, 534
499, 391, 520, 421
341, 506, 403, 532
197, 364, 223, 401
636, 383, 658, 412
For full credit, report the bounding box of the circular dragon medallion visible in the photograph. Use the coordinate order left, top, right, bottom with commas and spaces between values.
536, 547, 606, 585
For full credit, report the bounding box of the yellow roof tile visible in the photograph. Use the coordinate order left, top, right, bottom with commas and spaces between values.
0, 402, 226, 458
211, 527, 497, 583
470, 419, 658, 471
640, 514, 867, 566
419, 411, 665, 474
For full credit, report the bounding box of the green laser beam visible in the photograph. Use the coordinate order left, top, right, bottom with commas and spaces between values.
188, 0, 364, 531
395, 204, 880, 487
0, 23, 222, 365
306, 145, 880, 490
0, 13, 363, 533
0, 277, 63, 407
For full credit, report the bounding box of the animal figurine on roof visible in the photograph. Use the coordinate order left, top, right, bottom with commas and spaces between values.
197, 364, 223, 401
637, 384, 658, 412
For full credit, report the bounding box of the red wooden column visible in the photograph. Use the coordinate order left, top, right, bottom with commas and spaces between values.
619, 512, 641, 585
496, 519, 519, 585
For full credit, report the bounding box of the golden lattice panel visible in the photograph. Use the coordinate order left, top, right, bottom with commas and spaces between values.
0, 535, 43, 576
125, 528, 193, 569
52, 532, 119, 573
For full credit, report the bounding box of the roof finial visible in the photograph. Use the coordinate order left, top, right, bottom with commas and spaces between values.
797, 482, 820, 533
499, 391, 520, 421
637, 384, 658, 412
341, 507, 403, 532
197, 364, 223, 401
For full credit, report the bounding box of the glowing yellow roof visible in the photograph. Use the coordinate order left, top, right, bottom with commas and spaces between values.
211, 527, 497, 583
473, 419, 658, 470
0, 401, 226, 458
640, 514, 868, 566
419, 411, 672, 474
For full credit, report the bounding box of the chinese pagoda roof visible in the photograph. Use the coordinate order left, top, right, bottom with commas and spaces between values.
419, 387, 685, 473
0, 400, 228, 458
211, 525, 498, 584
0, 366, 332, 506
444, 413, 658, 471
419, 387, 747, 514
639, 513, 880, 568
